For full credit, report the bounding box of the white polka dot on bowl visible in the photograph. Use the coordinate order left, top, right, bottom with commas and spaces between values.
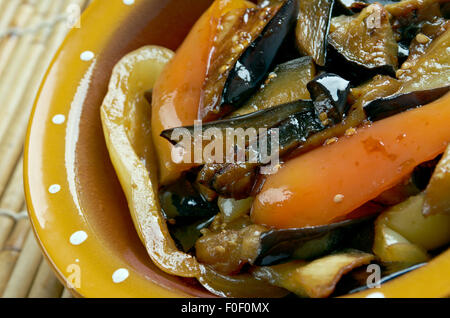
48, 184, 61, 194
80, 51, 95, 61
70, 231, 88, 245
112, 268, 129, 283
366, 292, 385, 298
123, 0, 135, 5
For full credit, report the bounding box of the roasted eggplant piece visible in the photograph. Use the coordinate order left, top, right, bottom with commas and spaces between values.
195, 224, 267, 274
295, 0, 334, 66
199, 265, 289, 298
201, 0, 299, 120
328, 4, 398, 80
230, 57, 316, 117
198, 102, 325, 198
161, 99, 314, 147
252, 249, 374, 298
253, 215, 375, 266
159, 177, 219, 220
169, 216, 215, 252
364, 25, 450, 120
423, 145, 450, 216
307, 73, 351, 124
363, 85, 450, 121
222, 0, 299, 110
397, 23, 450, 91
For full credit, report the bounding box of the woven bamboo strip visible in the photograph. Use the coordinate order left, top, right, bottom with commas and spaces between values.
0, 156, 24, 212
28, 259, 64, 298
0, 1, 56, 196
0, 250, 19, 296
0, 203, 30, 296
0, 0, 90, 298
3, 218, 30, 252
0, 3, 34, 76
0, 217, 14, 256
0, 0, 21, 33
1, 230, 42, 297
0, 1, 85, 198
0, 0, 53, 143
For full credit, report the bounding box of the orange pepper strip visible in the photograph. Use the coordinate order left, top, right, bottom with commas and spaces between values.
151, 0, 252, 185
251, 94, 450, 229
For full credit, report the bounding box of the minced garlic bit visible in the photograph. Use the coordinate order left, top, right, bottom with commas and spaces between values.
334, 194, 345, 203
325, 137, 338, 145
345, 127, 357, 136
415, 33, 430, 44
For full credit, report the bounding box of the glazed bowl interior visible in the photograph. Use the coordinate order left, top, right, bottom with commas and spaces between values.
26, 0, 215, 298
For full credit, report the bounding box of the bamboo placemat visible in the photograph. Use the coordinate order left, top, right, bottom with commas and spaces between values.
0, 0, 91, 298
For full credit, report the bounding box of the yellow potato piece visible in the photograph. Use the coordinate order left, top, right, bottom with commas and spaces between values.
373, 223, 429, 264
101, 46, 200, 277
380, 194, 450, 251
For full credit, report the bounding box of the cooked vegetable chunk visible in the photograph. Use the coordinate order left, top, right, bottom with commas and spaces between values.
328, 4, 398, 79
195, 224, 267, 274
423, 146, 450, 216
363, 85, 450, 121
252, 250, 374, 298
159, 177, 219, 220
397, 26, 450, 93
373, 193, 450, 264
254, 216, 376, 266
201, 0, 299, 120
307, 73, 351, 124
101, 46, 200, 277
252, 95, 450, 229
151, 0, 253, 185
230, 57, 316, 117
199, 265, 289, 298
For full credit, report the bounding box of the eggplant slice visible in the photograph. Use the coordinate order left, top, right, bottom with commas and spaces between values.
328, 3, 398, 80
295, 0, 334, 66
253, 215, 376, 266
201, 0, 299, 121
230, 56, 316, 117
307, 73, 351, 124
161, 99, 314, 147
197, 101, 325, 199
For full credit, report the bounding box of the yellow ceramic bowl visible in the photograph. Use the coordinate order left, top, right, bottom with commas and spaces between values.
24, 0, 450, 298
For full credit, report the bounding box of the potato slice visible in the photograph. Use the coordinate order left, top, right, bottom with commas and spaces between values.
378, 194, 450, 251
100, 46, 200, 277
373, 222, 429, 264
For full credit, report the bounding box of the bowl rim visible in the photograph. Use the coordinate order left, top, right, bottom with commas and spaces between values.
24, 0, 450, 298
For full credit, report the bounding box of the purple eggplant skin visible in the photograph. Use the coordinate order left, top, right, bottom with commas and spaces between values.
222, 0, 299, 109
363, 85, 450, 121
307, 73, 351, 124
